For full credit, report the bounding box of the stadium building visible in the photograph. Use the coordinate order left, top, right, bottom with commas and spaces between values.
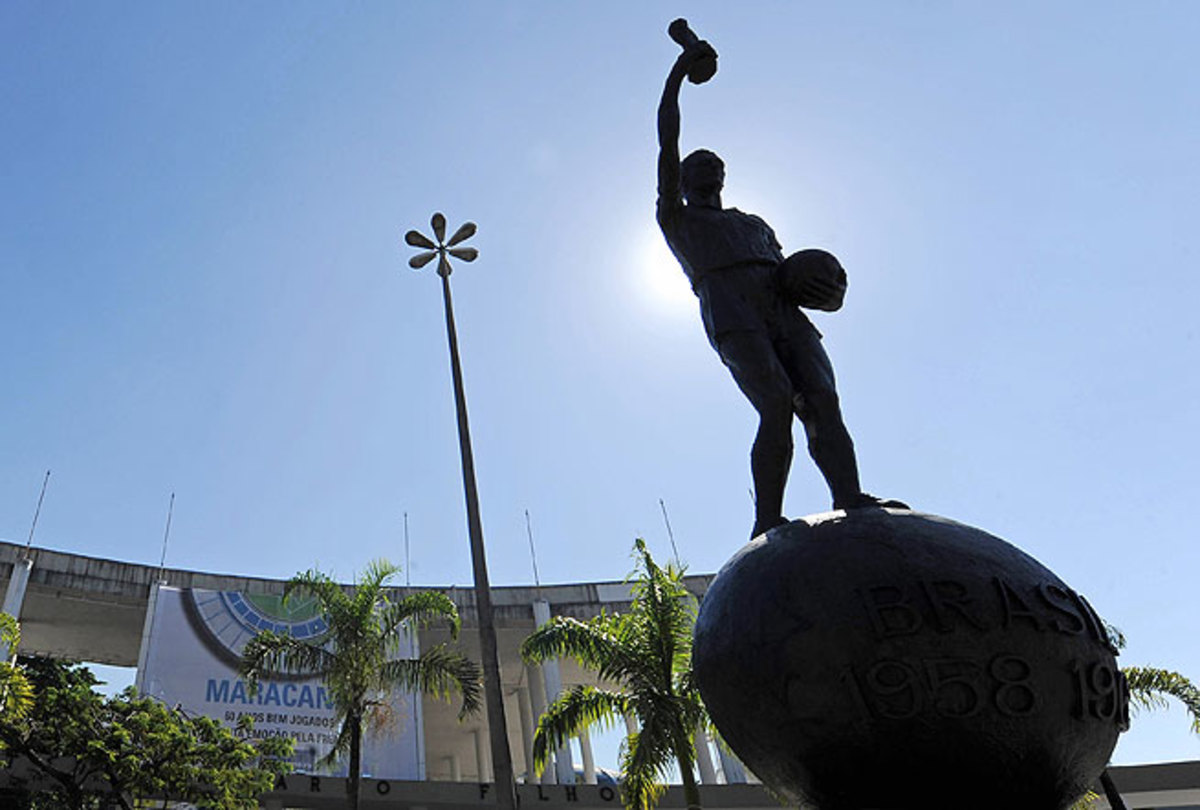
2, 539, 1197, 809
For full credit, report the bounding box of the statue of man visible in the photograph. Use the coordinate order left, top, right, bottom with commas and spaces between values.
657, 38, 905, 538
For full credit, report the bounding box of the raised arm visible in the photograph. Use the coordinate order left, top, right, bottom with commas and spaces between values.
659, 20, 718, 222
656, 55, 690, 220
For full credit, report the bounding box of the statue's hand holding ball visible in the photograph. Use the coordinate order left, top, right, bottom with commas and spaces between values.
776, 249, 849, 312
668, 19, 718, 84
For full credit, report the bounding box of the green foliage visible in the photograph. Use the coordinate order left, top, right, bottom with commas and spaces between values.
1107, 626, 1200, 732
1069, 789, 1100, 810
0, 613, 33, 724
240, 559, 481, 810
1123, 666, 1200, 733
0, 656, 291, 810
521, 539, 707, 810
1065, 628, 1200, 810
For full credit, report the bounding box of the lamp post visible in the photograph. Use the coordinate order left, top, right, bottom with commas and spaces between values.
405, 213, 517, 809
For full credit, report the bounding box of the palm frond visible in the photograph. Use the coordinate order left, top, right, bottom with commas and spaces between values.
531, 685, 629, 772
239, 631, 337, 687
284, 568, 380, 659
379, 646, 482, 720
521, 615, 636, 684
379, 591, 462, 640
1124, 666, 1200, 732
284, 571, 348, 609
620, 714, 677, 810
351, 559, 399, 619
675, 667, 702, 704
629, 539, 695, 661
360, 559, 402, 590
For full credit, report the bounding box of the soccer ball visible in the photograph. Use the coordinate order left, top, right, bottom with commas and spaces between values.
776, 248, 847, 312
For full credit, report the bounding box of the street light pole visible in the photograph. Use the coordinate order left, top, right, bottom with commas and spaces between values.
405, 213, 517, 810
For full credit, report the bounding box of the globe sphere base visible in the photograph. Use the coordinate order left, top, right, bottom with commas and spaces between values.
693, 510, 1128, 810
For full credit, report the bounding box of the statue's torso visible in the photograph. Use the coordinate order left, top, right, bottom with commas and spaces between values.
658, 204, 811, 344
659, 204, 784, 283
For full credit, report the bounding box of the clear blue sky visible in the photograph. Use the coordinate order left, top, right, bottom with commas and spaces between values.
3, 2, 1198, 767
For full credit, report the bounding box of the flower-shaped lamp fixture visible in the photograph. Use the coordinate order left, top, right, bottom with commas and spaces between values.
405, 213, 478, 277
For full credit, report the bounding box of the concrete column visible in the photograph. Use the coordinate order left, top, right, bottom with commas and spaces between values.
473, 728, 490, 783
517, 685, 535, 782
533, 599, 574, 785
694, 724, 717, 785
717, 745, 747, 784
525, 662, 555, 785
406, 622, 427, 780
447, 754, 462, 782
578, 728, 596, 784
134, 580, 165, 694
1, 555, 33, 660
2, 556, 32, 617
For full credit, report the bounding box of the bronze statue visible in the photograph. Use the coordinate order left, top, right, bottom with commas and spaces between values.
656, 20, 905, 537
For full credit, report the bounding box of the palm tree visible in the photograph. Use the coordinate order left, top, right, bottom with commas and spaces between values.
239, 560, 481, 810
521, 538, 707, 810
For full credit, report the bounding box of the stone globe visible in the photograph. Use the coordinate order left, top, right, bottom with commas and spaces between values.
693, 510, 1127, 810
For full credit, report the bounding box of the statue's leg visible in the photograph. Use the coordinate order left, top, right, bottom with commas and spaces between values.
774, 322, 862, 508
716, 330, 796, 536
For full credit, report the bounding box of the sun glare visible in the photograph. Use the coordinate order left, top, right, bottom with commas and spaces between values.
635, 225, 696, 318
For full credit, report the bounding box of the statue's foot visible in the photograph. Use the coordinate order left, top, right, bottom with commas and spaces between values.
750, 515, 789, 539
834, 492, 910, 511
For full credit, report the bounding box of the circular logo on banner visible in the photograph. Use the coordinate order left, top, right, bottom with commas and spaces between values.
184, 588, 329, 669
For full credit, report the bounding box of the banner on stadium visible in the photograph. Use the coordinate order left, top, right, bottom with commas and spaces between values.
138, 586, 422, 779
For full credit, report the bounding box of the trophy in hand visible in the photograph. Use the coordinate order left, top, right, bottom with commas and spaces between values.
668, 18, 717, 84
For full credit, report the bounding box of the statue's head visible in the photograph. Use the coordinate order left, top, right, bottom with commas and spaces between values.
681, 149, 725, 204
